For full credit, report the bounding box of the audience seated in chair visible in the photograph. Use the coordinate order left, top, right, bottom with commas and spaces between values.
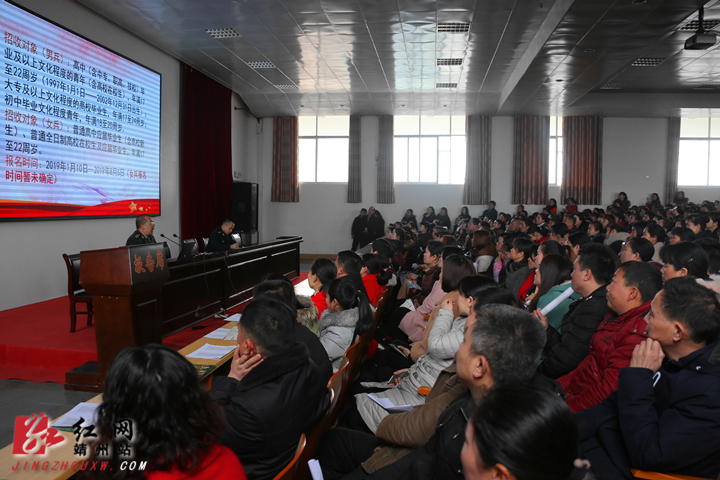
577, 277, 720, 480
210, 298, 330, 480
85, 344, 247, 480
556, 261, 663, 412
318, 276, 374, 372
318, 301, 547, 480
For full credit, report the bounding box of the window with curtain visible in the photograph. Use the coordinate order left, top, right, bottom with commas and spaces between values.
678, 117, 720, 187
393, 115, 466, 184
549, 116, 563, 185
298, 116, 349, 182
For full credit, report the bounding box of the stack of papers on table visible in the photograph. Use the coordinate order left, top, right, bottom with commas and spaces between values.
186, 344, 235, 360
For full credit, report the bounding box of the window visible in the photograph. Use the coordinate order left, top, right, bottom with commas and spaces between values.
679, 117, 720, 187
393, 116, 466, 184
549, 116, 563, 185
298, 116, 349, 182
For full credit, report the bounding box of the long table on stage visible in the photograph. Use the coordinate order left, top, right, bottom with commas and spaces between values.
161, 235, 302, 335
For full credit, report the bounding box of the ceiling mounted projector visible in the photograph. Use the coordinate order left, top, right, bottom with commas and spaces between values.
686, 32, 717, 50
685, 7, 717, 50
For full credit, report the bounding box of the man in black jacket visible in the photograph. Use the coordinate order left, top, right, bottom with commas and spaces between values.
577, 277, 720, 479
537, 243, 617, 379
352, 208, 368, 251
210, 298, 330, 480
253, 278, 333, 383
318, 303, 547, 480
206, 218, 239, 253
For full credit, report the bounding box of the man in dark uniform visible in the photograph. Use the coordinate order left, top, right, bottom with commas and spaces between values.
126, 215, 157, 245
206, 218, 239, 253
351, 208, 368, 251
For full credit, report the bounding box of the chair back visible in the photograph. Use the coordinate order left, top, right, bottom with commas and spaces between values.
271, 433, 306, 480
62, 253, 84, 296
294, 388, 334, 480
232, 233, 242, 246
325, 360, 347, 429
202, 237, 210, 249
342, 337, 364, 403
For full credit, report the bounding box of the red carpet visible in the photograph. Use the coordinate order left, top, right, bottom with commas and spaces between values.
0, 272, 308, 384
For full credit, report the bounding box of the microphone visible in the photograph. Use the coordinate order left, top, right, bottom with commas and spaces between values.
173, 233, 184, 242
161, 233, 182, 248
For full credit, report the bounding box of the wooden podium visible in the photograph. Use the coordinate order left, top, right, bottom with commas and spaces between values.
66, 244, 169, 391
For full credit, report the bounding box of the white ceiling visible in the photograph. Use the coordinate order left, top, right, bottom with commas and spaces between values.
76, 0, 720, 118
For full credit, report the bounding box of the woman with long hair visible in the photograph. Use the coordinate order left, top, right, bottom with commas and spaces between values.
401, 209, 418, 229
470, 229, 497, 274
454, 206, 471, 231
422, 206, 436, 224
436, 207, 452, 229
318, 276, 373, 371
308, 257, 337, 317
356, 272, 487, 433
527, 254, 581, 334
86, 344, 246, 480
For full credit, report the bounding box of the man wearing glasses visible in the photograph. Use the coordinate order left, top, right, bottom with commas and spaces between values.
126, 214, 157, 245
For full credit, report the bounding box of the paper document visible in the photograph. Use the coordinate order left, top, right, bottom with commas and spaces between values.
226, 313, 242, 323
53, 402, 100, 428
186, 344, 236, 360
406, 281, 421, 291
294, 279, 314, 297
308, 459, 324, 480
223, 326, 239, 341
204, 327, 231, 339
400, 299, 416, 311
368, 394, 413, 413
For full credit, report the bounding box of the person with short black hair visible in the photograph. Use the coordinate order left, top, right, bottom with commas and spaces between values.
210, 298, 330, 480
668, 226, 695, 244
557, 261, 663, 412
505, 237, 534, 296
620, 237, 655, 264
578, 277, 720, 480
308, 257, 337, 317
126, 214, 157, 245
537, 243, 618, 379
352, 208, 369, 251
462, 382, 584, 480
87, 344, 247, 480
206, 218, 239, 253
253, 279, 333, 383
660, 242, 710, 282
688, 213, 710, 239
642, 223, 666, 262
480, 201, 498, 221
336, 250, 370, 297
588, 221, 605, 243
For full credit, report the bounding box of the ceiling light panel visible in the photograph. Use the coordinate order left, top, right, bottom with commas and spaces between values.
205, 28, 241, 39
247, 61, 276, 69
437, 23, 470, 34
631, 58, 666, 66
437, 58, 463, 66
679, 20, 720, 31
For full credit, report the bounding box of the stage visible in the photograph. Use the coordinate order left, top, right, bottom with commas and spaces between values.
0, 273, 308, 384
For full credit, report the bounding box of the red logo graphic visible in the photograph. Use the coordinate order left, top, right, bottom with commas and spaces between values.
12, 413, 65, 455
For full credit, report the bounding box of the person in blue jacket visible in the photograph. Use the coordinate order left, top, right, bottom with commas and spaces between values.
577, 277, 720, 480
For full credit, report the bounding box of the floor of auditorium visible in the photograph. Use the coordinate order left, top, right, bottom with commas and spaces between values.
0, 259, 315, 449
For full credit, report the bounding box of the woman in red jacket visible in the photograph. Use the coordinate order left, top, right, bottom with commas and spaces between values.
360, 253, 392, 305
309, 257, 337, 317
86, 344, 246, 480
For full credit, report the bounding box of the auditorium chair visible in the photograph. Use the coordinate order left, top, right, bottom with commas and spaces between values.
294, 385, 337, 480
202, 237, 209, 251
632, 469, 719, 480
325, 359, 348, 430
340, 337, 364, 405
271, 433, 305, 480
62, 253, 93, 333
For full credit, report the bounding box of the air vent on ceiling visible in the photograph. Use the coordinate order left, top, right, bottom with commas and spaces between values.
437, 23, 470, 33
600, 83, 625, 90
631, 58, 665, 67
694, 84, 720, 90
275, 84, 298, 90
247, 61, 276, 69
437, 58, 463, 66
679, 20, 720, 32
436, 83, 458, 88
205, 28, 241, 39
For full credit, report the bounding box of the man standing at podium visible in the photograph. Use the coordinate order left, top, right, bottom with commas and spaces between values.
206, 218, 239, 252
126, 214, 157, 245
